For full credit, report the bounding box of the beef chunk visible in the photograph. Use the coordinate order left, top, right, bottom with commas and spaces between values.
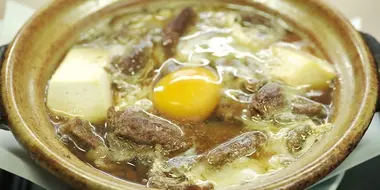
92, 156, 150, 183
241, 14, 272, 27
273, 112, 308, 125
166, 155, 201, 176
147, 175, 192, 190
162, 7, 196, 57
106, 133, 155, 162
283, 31, 303, 43
291, 97, 325, 117
206, 131, 267, 165
286, 124, 312, 153
107, 107, 187, 151
86, 146, 109, 163
147, 156, 212, 190
250, 83, 287, 117
116, 40, 153, 75
215, 95, 248, 123
243, 78, 267, 93
147, 175, 213, 190
59, 118, 103, 151
167, 155, 200, 170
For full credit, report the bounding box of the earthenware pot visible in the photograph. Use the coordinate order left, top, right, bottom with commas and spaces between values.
0, 0, 379, 189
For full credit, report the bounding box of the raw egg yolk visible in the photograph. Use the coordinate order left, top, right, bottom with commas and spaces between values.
153, 67, 221, 122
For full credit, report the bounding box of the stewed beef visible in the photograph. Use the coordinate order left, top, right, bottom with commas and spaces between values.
206, 131, 267, 165
116, 39, 153, 75
105, 133, 156, 162
291, 97, 325, 117
167, 155, 200, 171
107, 107, 188, 151
58, 118, 104, 151
243, 78, 267, 93
286, 124, 312, 153
241, 13, 272, 27
162, 7, 196, 57
214, 95, 248, 123
147, 158, 213, 190
147, 175, 193, 190
250, 83, 287, 117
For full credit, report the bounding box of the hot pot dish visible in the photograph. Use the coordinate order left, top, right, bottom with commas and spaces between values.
0, 0, 378, 190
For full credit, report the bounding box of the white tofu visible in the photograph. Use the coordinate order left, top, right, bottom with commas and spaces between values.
47, 47, 113, 123
270, 46, 337, 88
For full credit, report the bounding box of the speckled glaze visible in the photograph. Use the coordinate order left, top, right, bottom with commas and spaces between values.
0, 0, 378, 189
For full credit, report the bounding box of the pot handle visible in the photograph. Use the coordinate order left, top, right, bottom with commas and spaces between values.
0, 44, 9, 130
361, 33, 380, 112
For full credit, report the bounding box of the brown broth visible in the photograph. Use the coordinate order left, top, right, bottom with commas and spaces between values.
49, 3, 335, 188
182, 121, 244, 153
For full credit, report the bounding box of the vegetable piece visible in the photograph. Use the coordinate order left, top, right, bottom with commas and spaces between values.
162, 7, 196, 57
153, 67, 221, 122
47, 47, 113, 123
270, 46, 336, 88
206, 131, 267, 165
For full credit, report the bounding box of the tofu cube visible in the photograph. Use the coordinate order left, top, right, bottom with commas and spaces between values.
270, 46, 337, 88
47, 47, 113, 123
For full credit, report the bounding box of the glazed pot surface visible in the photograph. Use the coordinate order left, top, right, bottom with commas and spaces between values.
1, 0, 377, 189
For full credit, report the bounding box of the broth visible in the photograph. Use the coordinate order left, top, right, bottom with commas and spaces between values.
47, 3, 336, 189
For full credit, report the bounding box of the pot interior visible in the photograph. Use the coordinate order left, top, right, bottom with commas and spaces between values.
1, 0, 377, 189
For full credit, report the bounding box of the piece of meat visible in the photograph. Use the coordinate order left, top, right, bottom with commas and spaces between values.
283, 31, 303, 43
286, 124, 312, 153
147, 156, 209, 190
92, 156, 150, 183
59, 118, 103, 151
162, 7, 196, 57
147, 175, 191, 190
86, 145, 109, 163
117, 40, 153, 75
187, 184, 215, 190
167, 155, 200, 170
107, 107, 188, 151
243, 78, 267, 93
250, 83, 287, 117
273, 112, 308, 125
106, 133, 156, 163
206, 131, 267, 165
214, 95, 248, 123
241, 14, 272, 27
166, 155, 202, 176
291, 97, 325, 117
147, 175, 213, 190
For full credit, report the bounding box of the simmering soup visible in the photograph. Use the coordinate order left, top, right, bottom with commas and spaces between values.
46, 3, 336, 189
